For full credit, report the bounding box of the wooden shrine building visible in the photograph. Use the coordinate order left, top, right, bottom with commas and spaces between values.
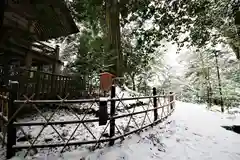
0, 0, 79, 99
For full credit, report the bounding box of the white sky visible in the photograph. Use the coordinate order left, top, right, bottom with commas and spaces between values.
162, 41, 187, 76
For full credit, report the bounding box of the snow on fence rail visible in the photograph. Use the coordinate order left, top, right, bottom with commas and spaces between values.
0, 82, 175, 159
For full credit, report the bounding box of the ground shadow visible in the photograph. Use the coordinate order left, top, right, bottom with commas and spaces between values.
221, 125, 240, 134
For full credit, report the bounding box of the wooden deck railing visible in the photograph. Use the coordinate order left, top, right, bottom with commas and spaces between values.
7, 68, 81, 99
0, 84, 175, 159
31, 41, 56, 58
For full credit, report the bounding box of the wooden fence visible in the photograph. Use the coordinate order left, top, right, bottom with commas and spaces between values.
0, 86, 8, 147
0, 82, 175, 159
17, 69, 74, 99
2, 68, 81, 99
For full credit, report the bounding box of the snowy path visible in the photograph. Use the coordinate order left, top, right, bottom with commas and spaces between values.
61, 101, 240, 160
151, 101, 240, 160
10, 101, 240, 160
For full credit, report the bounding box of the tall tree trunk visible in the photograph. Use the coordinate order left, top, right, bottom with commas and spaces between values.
229, 42, 240, 60
214, 52, 224, 112
130, 74, 136, 91
144, 81, 147, 95
137, 77, 143, 91
105, 0, 122, 78
207, 67, 212, 107
199, 51, 212, 107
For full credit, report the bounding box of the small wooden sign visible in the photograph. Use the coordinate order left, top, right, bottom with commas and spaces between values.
100, 72, 115, 92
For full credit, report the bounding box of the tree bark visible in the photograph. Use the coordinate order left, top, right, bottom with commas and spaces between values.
214, 51, 224, 112
137, 77, 144, 92
206, 67, 212, 107
229, 42, 240, 60
105, 0, 123, 78
130, 74, 136, 91
199, 51, 212, 107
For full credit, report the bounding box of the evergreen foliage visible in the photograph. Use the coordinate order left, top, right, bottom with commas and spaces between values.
57, 0, 240, 109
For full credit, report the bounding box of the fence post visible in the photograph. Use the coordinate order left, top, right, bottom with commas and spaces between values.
7, 81, 18, 159
35, 69, 41, 99
99, 99, 108, 126
0, 91, 3, 134
109, 85, 116, 146
153, 87, 158, 121
169, 92, 174, 110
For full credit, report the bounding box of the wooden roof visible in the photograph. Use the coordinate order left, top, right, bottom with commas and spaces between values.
3, 0, 79, 41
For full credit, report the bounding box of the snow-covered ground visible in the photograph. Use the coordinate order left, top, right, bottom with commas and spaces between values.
56, 101, 240, 160
6, 101, 239, 160
0, 86, 170, 159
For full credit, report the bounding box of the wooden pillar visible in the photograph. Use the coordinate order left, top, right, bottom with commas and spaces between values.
52, 45, 61, 74
109, 85, 116, 146
153, 87, 158, 121
169, 92, 174, 110
35, 65, 43, 99
0, 0, 5, 28
2, 55, 10, 86
7, 81, 18, 159
42, 70, 46, 98
0, 0, 5, 42
51, 45, 61, 98
25, 53, 32, 70
21, 53, 32, 95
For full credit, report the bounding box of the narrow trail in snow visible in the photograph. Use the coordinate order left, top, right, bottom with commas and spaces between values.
8, 101, 240, 160
158, 101, 240, 160
81, 101, 240, 160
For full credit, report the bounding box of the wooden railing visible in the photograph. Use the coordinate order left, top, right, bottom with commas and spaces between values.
0, 86, 8, 146
1, 84, 175, 158
31, 41, 56, 58
6, 68, 80, 99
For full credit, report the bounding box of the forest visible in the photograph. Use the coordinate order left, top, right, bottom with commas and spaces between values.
53, 0, 240, 112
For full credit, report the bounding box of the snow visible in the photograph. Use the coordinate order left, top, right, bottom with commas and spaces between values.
5, 101, 239, 160
115, 85, 150, 106
228, 107, 240, 115
0, 86, 168, 159
61, 101, 239, 160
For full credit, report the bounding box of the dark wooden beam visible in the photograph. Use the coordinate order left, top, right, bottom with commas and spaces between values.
6, 0, 78, 40
0, 0, 5, 29
0, 0, 6, 44
1, 44, 57, 65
